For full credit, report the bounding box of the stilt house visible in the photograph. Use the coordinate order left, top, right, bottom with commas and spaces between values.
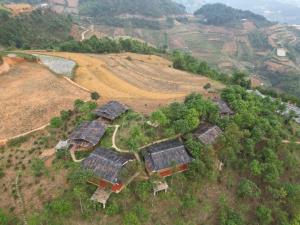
142, 139, 193, 177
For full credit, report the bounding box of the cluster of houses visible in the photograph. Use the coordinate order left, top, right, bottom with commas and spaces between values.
55, 99, 234, 207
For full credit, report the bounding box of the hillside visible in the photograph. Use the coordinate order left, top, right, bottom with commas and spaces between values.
194, 3, 271, 27
0, 9, 72, 48
79, 0, 185, 18
0, 52, 299, 225
79, 5, 300, 98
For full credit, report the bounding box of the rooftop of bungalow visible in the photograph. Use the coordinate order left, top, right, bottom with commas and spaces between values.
82, 147, 136, 184
213, 98, 234, 116
142, 139, 193, 173
68, 120, 106, 148
194, 123, 222, 145
94, 101, 129, 121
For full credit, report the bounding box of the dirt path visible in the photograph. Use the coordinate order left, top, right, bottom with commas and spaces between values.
80, 24, 94, 41
282, 140, 300, 144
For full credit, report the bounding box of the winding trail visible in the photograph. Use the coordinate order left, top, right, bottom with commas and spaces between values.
80, 24, 94, 41
0, 123, 50, 146
282, 140, 300, 144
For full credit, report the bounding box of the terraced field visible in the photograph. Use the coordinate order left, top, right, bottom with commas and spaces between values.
0, 59, 89, 139
31, 51, 224, 113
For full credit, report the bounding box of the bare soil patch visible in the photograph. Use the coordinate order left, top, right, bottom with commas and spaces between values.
4, 3, 32, 15
0, 61, 89, 139
34, 52, 224, 114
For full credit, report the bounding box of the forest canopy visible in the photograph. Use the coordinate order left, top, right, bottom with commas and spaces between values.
79, 0, 186, 18
194, 3, 271, 27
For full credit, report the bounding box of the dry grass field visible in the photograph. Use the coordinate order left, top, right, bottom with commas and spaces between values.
34, 52, 224, 113
4, 3, 32, 15
0, 60, 89, 139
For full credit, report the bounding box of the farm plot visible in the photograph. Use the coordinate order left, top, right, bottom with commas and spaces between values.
31, 52, 224, 114
0, 61, 89, 139
34, 54, 76, 78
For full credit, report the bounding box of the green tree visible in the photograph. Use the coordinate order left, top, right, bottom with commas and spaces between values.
256, 206, 273, 225
231, 71, 251, 89
150, 110, 169, 127
126, 126, 145, 151
50, 117, 63, 128
237, 179, 261, 198
250, 160, 263, 176
90, 92, 100, 101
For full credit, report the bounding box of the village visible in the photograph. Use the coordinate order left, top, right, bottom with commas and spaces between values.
53, 98, 234, 208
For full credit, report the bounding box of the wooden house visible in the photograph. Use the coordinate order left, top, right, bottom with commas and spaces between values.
94, 101, 129, 121
82, 147, 136, 193
213, 99, 234, 117
69, 120, 106, 148
194, 123, 222, 145
142, 139, 193, 177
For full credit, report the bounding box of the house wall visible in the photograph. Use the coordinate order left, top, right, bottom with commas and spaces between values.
154, 164, 189, 177
88, 178, 123, 193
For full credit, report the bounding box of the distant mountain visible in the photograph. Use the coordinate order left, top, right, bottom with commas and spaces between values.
205, 0, 300, 24
79, 0, 186, 18
194, 3, 271, 27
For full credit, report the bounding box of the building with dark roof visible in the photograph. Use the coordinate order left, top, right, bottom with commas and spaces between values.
69, 120, 106, 148
194, 123, 222, 145
82, 148, 136, 193
142, 139, 193, 177
213, 99, 234, 117
94, 101, 129, 121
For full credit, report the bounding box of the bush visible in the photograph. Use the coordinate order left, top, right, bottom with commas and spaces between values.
123, 212, 140, 225
90, 92, 100, 101
237, 179, 261, 198
204, 83, 211, 89
46, 199, 72, 217
105, 202, 120, 216
50, 117, 63, 129
256, 206, 273, 225
7, 136, 29, 147
0, 168, 4, 179
219, 206, 245, 225
60, 110, 71, 121
30, 158, 46, 177
0, 208, 19, 225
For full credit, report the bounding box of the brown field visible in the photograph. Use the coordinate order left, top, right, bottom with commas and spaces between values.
4, 3, 32, 15
33, 52, 224, 114
0, 60, 89, 139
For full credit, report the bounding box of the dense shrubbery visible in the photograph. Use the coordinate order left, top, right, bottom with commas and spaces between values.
59, 36, 165, 55
94, 17, 163, 30
256, 86, 300, 106
0, 9, 72, 48
194, 3, 270, 27
219, 86, 300, 223
79, 0, 185, 18
172, 51, 251, 88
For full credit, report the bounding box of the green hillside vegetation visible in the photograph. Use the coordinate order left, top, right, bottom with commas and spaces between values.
0, 9, 72, 49
79, 0, 185, 18
194, 3, 271, 27
1, 85, 299, 225
93, 17, 172, 30
248, 30, 271, 50
59, 36, 165, 55
0, 0, 42, 3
